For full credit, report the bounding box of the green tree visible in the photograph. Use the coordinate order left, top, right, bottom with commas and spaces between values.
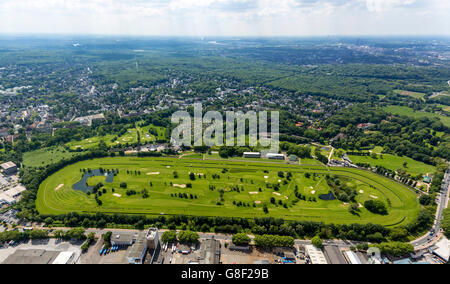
311, 235, 323, 248
232, 233, 251, 246
161, 231, 178, 243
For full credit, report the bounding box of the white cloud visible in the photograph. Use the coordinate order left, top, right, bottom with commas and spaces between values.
0, 0, 448, 35
365, 0, 416, 12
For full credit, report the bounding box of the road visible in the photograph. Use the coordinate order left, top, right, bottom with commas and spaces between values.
328, 146, 334, 161
412, 168, 450, 249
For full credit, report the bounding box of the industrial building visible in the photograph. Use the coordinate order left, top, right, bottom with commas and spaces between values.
1, 161, 17, 175
2, 249, 75, 264
266, 153, 285, 160
0, 175, 9, 189
324, 246, 348, 264
199, 238, 221, 264
52, 251, 75, 264
0, 185, 27, 205
111, 232, 138, 247
344, 251, 363, 264
125, 228, 159, 264
243, 152, 261, 158
127, 231, 148, 264
305, 245, 328, 264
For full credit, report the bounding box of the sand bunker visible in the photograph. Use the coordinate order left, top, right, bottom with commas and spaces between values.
113, 194, 122, 197
173, 184, 187, 189
358, 203, 363, 208
264, 176, 269, 179
55, 184, 64, 191
311, 190, 316, 194
249, 192, 259, 195
359, 190, 364, 194
255, 201, 261, 204
273, 192, 281, 196
147, 172, 160, 175
167, 166, 171, 169
278, 180, 282, 183
370, 195, 378, 199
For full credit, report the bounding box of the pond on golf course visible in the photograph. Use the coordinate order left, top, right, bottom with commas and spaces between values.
319, 191, 336, 201
72, 169, 115, 193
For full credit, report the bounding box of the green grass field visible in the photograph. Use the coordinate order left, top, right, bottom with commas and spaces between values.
393, 90, 426, 100
384, 105, 450, 128
348, 153, 436, 176
36, 157, 420, 227
22, 146, 82, 168
66, 124, 166, 150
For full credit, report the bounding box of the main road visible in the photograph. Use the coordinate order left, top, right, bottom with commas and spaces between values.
412, 168, 450, 249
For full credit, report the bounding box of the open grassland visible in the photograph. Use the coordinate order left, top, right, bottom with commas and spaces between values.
384, 105, 450, 128
36, 157, 420, 227
22, 146, 82, 168
393, 90, 426, 100
348, 153, 436, 177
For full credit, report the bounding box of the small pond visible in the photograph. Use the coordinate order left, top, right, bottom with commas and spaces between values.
72, 169, 115, 193
319, 191, 336, 201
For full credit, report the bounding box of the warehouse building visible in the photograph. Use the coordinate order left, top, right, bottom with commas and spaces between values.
324, 246, 348, 264
52, 251, 75, 264
111, 232, 138, 247
305, 245, 328, 264
2, 249, 59, 264
243, 152, 261, 158
0, 185, 27, 205
122, 228, 159, 264
344, 251, 363, 264
0, 175, 9, 189
1, 161, 17, 175
266, 153, 285, 160
127, 231, 148, 264
199, 238, 221, 264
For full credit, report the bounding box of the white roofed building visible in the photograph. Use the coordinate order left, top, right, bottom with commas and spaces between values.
52, 251, 75, 264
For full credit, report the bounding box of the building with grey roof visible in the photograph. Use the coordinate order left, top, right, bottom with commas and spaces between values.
199, 238, 221, 264
127, 231, 148, 264
324, 246, 348, 264
1, 161, 17, 175
2, 249, 59, 264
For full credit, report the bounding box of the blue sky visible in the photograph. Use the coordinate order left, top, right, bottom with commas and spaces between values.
0, 0, 448, 36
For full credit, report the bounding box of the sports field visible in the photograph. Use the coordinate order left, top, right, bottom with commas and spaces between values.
36, 157, 420, 227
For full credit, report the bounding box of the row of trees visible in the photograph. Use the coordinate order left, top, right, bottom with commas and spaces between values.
253, 234, 295, 248
34, 210, 434, 244
161, 230, 200, 244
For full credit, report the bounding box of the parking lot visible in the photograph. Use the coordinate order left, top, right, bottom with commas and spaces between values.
81, 238, 129, 264
0, 209, 21, 226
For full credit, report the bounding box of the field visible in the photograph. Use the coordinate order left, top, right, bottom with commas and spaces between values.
66, 124, 166, 150
348, 153, 436, 177
36, 157, 420, 227
393, 90, 426, 100
384, 105, 450, 128
22, 146, 82, 168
